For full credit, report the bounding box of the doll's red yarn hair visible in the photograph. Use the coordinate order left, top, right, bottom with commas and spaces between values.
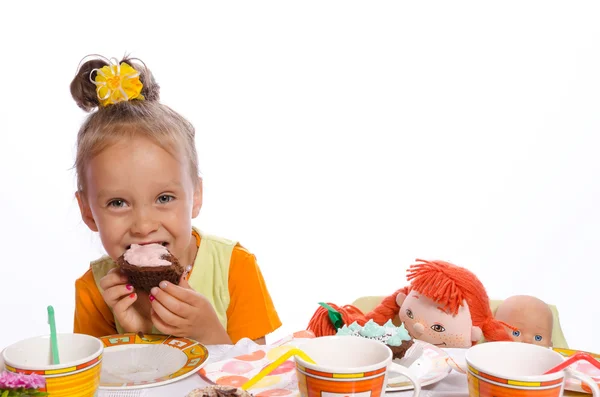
407, 259, 512, 342
307, 259, 511, 343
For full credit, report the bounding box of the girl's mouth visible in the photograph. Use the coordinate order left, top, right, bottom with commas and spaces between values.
126, 242, 168, 249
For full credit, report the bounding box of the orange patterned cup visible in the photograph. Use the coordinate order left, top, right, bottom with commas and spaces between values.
2, 333, 103, 397
465, 341, 599, 397
294, 336, 420, 397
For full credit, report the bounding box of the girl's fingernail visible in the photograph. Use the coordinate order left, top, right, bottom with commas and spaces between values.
159, 281, 168, 289
129, 293, 136, 299
149, 295, 155, 302
126, 284, 133, 291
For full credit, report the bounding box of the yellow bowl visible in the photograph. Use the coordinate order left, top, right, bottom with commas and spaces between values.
2, 333, 103, 397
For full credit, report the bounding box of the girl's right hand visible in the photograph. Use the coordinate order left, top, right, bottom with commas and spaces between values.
99, 268, 153, 334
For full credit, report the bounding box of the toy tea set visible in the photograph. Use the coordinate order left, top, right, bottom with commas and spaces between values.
2, 259, 599, 397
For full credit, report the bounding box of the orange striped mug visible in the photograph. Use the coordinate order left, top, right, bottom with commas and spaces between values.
465, 341, 599, 397
294, 336, 420, 397
2, 333, 103, 397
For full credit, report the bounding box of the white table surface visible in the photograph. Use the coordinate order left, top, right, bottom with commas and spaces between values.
96, 348, 482, 397
140, 348, 468, 397
1, 343, 585, 397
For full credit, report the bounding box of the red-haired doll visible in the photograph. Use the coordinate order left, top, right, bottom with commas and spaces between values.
307, 259, 512, 347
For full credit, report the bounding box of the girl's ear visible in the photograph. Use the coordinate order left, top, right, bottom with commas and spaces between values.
396, 292, 407, 308
76, 191, 98, 232
192, 177, 203, 218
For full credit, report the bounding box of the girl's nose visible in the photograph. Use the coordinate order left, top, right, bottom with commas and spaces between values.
131, 207, 159, 236
412, 322, 425, 337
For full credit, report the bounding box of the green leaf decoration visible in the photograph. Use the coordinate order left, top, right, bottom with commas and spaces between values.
318, 302, 344, 329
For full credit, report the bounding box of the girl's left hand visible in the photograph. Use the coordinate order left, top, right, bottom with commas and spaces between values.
149, 277, 232, 345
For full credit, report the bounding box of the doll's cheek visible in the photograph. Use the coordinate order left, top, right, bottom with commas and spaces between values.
470, 326, 482, 342
423, 328, 442, 340
434, 332, 471, 348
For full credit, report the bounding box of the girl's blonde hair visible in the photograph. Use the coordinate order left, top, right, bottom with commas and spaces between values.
70, 56, 199, 192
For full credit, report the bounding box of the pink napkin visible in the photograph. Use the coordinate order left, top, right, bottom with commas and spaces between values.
566, 359, 600, 393
199, 331, 314, 397
98, 390, 148, 397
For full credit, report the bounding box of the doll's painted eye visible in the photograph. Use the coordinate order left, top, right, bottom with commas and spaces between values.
406, 309, 414, 319
512, 330, 521, 337
535, 335, 543, 342
431, 324, 445, 332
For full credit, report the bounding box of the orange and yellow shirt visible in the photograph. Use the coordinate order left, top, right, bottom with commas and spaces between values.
74, 230, 281, 343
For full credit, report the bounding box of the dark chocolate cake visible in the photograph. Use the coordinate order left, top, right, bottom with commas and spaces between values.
187, 386, 253, 397
117, 243, 184, 293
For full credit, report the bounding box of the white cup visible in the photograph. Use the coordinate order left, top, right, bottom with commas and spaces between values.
465, 341, 599, 397
294, 336, 421, 397
2, 333, 104, 397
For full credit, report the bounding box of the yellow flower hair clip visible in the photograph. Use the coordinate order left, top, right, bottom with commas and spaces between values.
90, 58, 144, 107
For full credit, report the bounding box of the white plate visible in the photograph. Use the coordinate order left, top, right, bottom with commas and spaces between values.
99, 333, 209, 390
387, 341, 451, 391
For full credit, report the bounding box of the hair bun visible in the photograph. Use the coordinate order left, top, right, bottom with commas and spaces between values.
70, 56, 160, 112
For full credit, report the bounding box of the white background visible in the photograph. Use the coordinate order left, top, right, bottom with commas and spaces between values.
0, 1, 599, 353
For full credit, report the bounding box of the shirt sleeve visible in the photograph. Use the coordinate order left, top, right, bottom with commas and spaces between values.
74, 269, 118, 337
226, 245, 282, 343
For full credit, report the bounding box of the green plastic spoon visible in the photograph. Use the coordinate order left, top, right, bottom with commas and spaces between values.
47, 306, 60, 365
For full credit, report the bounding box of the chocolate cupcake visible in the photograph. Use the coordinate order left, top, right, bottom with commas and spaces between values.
187, 386, 253, 397
117, 243, 183, 293
388, 339, 415, 360
336, 319, 415, 360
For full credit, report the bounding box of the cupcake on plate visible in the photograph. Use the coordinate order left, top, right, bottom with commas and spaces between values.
117, 243, 184, 293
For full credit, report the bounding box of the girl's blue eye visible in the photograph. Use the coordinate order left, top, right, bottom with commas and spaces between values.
512, 330, 521, 337
157, 195, 174, 204
108, 199, 125, 207
535, 335, 543, 342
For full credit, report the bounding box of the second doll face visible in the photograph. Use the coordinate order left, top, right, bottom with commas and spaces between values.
495, 296, 553, 347
399, 290, 474, 348
504, 317, 553, 347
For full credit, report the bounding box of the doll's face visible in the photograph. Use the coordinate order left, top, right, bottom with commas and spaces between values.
495, 295, 553, 347
399, 290, 476, 348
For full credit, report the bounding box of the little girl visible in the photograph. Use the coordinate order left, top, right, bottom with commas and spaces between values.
71, 55, 281, 344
